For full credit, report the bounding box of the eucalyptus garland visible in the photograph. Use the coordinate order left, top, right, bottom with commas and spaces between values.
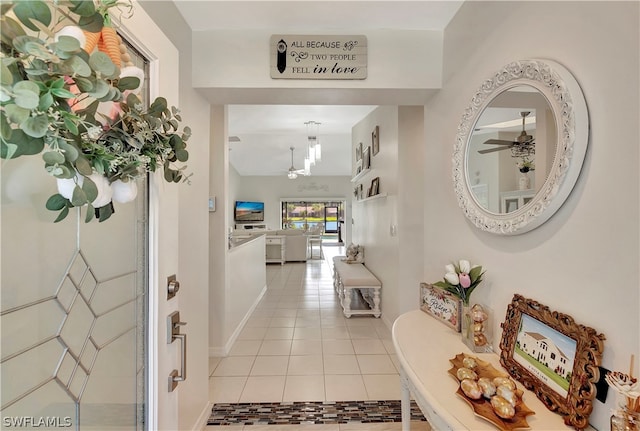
1, 0, 190, 222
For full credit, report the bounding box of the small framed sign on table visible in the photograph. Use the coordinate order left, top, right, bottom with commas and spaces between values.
419, 283, 461, 332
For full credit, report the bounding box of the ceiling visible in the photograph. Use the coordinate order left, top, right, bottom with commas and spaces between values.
227, 105, 377, 176
169, 1, 464, 176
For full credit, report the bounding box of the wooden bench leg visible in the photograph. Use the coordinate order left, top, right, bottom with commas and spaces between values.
343, 286, 352, 318
373, 289, 381, 317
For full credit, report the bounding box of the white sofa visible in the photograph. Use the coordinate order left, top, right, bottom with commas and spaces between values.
274, 229, 309, 261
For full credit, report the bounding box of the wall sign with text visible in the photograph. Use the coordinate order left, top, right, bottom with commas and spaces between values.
270, 35, 367, 80
420, 283, 462, 332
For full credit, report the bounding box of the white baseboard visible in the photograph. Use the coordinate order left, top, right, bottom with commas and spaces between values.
196, 401, 213, 430
209, 345, 226, 357
209, 285, 267, 357
381, 314, 394, 332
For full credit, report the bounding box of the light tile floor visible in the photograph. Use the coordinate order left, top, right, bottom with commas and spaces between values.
208, 246, 430, 429
209, 245, 403, 405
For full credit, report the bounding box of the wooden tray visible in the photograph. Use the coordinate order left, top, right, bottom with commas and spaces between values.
448, 353, 535, 431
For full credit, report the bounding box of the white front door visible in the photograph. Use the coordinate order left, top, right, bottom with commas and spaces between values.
0, 4, 184, 429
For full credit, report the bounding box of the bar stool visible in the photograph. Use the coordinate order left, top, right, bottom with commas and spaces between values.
307, 225, 323, 259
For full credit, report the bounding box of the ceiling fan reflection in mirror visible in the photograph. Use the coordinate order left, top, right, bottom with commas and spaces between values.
287, 146, 307, 179
479, 111, 535, 158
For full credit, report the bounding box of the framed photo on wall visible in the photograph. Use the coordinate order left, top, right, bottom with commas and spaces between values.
363, 146, 371, 169
372, 125, 380, 156
499, 294, 605, 430
370, 177, 379, 196
356, 142, 363, 161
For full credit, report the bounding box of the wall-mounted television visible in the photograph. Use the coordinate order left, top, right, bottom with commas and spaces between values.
234, 201, 265, 222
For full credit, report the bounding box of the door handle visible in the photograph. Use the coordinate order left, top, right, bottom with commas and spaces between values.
167, 311, 187, 392
169, 333, 187, 391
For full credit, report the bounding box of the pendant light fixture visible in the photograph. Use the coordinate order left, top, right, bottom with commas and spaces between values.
304, 121, 322, 171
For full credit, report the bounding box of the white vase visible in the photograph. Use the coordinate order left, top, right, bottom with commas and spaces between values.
518, 172, 530, 190
462, 303, 491, 353
111, 179, 138, 203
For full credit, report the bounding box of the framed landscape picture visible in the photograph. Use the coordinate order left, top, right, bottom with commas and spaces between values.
499, 294, 605, 430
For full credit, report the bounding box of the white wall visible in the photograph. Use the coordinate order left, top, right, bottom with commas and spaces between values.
228, 164, 242, 226
208, 106, 229, 354
212, 149, 269, 357
220, 236, 267, 355
351, 107, 398, 327
422, 2, 639, 429
192, 29, 444, 104
351, 106, 425, 327
397, 106, 425, 315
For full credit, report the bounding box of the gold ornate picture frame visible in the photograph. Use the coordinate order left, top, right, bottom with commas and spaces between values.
499, 294, 605, 430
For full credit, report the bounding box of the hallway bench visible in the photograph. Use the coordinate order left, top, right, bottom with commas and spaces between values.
332, 256, 381, 318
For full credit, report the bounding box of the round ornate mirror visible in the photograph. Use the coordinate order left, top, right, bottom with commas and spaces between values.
453, 59, 589, 235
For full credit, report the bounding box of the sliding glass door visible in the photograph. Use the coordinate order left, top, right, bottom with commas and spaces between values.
281, 200, 344, 242
324, 205, 339, 233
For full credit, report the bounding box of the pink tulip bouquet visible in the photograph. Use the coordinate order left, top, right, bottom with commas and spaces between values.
433, 259, 485, 306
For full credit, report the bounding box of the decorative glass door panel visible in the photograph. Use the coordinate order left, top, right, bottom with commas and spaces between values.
1, 40, 149, 431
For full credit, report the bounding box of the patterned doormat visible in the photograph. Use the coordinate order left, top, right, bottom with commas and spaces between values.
208, 400, 426, 426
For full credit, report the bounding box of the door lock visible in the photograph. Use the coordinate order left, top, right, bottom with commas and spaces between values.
167, 274, 180, 300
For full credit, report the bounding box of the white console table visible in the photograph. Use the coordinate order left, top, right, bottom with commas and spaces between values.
265, 235, 285, 265
392, 310, 588, 431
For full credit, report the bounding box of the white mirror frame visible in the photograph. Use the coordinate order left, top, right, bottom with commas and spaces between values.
453, 59, 589, 235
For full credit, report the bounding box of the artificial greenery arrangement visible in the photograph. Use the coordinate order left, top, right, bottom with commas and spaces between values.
516, 156, 535, 173
0, 0, 190, 222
